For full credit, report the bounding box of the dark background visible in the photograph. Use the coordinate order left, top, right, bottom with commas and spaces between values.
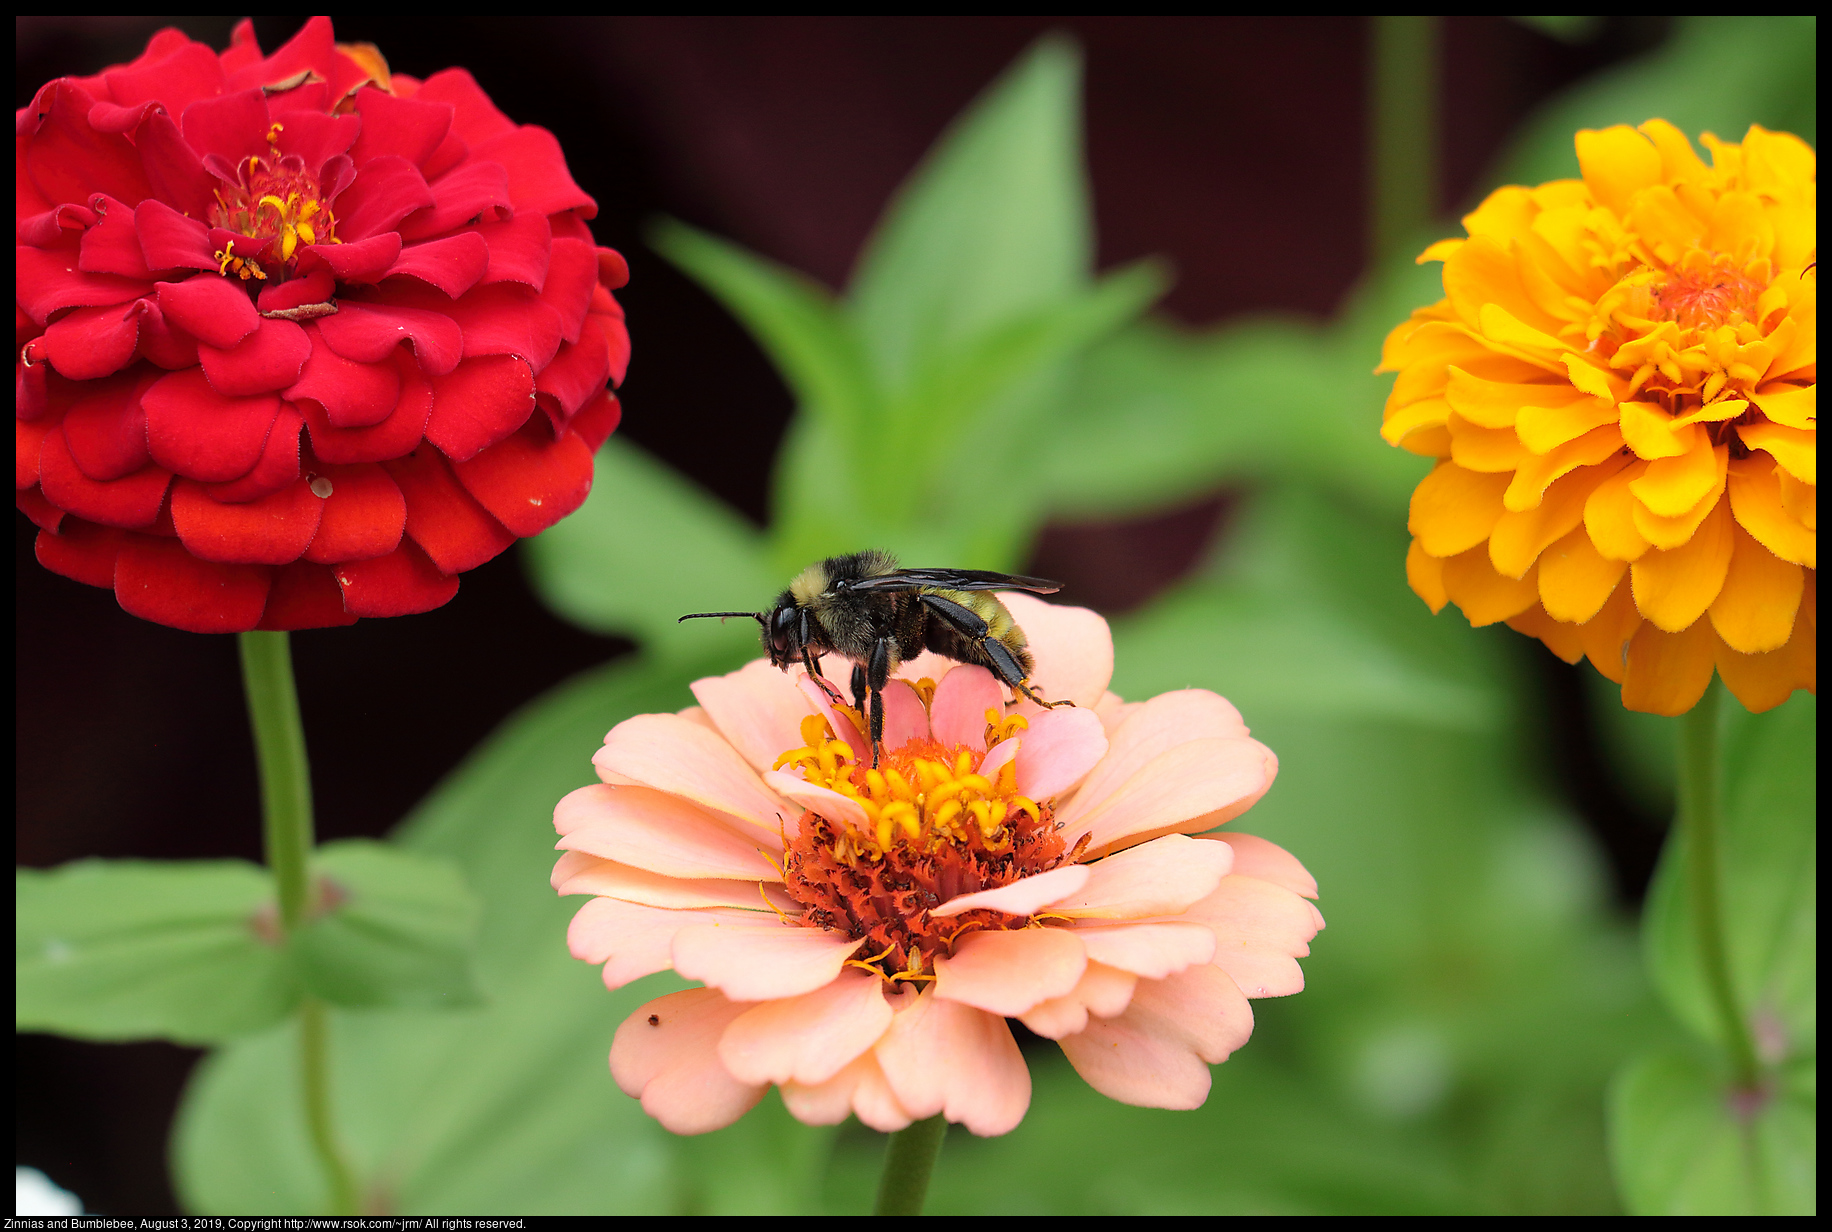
16, 16, 1670, 1215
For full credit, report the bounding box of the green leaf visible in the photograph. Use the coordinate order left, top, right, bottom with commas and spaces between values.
849, 35, 1091, 391
523, 437, 777, 657
16, 859, 297, 1045
1642, 692, 1816, 1055
288, 840, 483, 1010
1610, 1050, 1816, 1214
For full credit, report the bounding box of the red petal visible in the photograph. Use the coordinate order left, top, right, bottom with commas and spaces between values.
16, 202, 96, 248
23, 81, 152, 208
540, 236, 598, 344
471, 212, 550, 289
451, 416, 594, 537
134, 200, 217, 273
404, 281, 560, 369
39, 424, 171, 527
43, 301, 143, 381
419, 130, 468, 182
296, 233, 400, 284
219, 20, 262, 74
15, 242, 151, 324
396, 160, 510, 241
302, 462, 405, 563
350, 89, 453, 169
412, 68, 515, 144
143, 367, 279, 481
257, 559, 357, 630
223, 15, 337, 94
383, 445, 514, 573
131, 111, 216, 220
598, 247, 630, 291
103, 37, 224, 111
156, 276, 259, 348
199, 317, 311, 396
36, 519, 125, 588
115, 528, 272, 632
135, 299, 201, 370
316, 300, 462, 376
298, 350, 432, 464
570, 390, 622, 454
424, 354, 536, 461
333, 538, 458, 617
600, 310, 631, 388
386, 232, 489, 297
534, 319, 610, 428
255, 269, 336, 315
62, 369, 153, 480
17, 485, 66, 532
272, 111, 359, 177
285, 324, 401, 427
77, 195, 152, 279
16, 410, 58, 487
178, 88, 271, 170
203, 405, 303, 502
333, 155, 434, 242
16, 356, 51, 424
171, 474, 321, 564
472, 127, 595, 219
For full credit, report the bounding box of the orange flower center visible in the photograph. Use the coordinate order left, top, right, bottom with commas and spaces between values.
209, 124, 340, 281
773, 707, 1076, 982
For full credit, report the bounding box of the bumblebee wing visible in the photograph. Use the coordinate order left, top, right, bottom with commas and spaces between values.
845, 568, 1061, 594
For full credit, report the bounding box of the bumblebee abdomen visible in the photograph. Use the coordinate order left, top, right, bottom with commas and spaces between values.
920, 588, 1035, 677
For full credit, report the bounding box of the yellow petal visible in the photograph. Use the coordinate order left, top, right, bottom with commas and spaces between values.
1638, 119, 1712, 187
1621, 619, 1717, 715
1491, 458, 1620, 579
1727, 457, 1816, 567
1417, 238, 1463, 264
1630, 435, 1724, 517
1507, 603, 1585, 664
1630, 498, 1734, 631
1504, 424, 1622, 512
1442, 547, 1540, 626
1619, 400, 1694, 460
1563, 353, 1628, 401
1633, 468, 1726, 551
1751, 382, 1815, 431
1707, 517, 1804, 653
1739, 124, 1817, 198
1409, 462, 1510, 557
1625, 184, 1709, 265
1765, 280, 1814, 377
1517, 394, 1619, 454
1737, 420, 1816, 484
1381, 398, 1453, 455
1576, 579, 1642, 683
1449, 414, 1527, 473
1406, 538, 1448, 613
1670, 399, 1748, 428
1539, 525, 1629, 624
1585, 459, 1653, 561
1777, 470, 1815, 531
1444, 366, 1584, 429
1706, 191, 1775, 263
1713, 573, 1816, 713
1768, 204, 1817, 273
1575, 125, 1663, 218
1478, 302, 1570, 363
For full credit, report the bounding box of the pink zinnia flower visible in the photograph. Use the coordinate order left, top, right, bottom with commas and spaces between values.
553, 594, 1322, 1136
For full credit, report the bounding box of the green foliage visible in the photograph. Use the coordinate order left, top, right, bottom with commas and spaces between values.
17, 860, 297, 1045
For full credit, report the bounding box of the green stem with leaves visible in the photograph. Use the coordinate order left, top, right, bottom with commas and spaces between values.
238, 631, 358, 1215
873, 1114, 947, 1216
1676, 682, 1761, 1089
1369, 15, 1440, 261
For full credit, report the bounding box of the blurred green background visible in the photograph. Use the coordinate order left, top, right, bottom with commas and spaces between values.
16, 15, 1815, 1216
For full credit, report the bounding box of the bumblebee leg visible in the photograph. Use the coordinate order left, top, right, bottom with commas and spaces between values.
867, 637, 892, 767
850, 664, 869, 712
919, 594, 1074, 708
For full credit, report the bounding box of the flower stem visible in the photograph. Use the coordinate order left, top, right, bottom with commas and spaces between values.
872, 1115, 947, 1216
237, 631, 358, 1214
1677, 681, 1761, 1089
1369, 15, 1440, 261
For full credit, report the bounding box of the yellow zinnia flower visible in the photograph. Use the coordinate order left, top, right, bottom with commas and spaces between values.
1381, 121, 1816, 715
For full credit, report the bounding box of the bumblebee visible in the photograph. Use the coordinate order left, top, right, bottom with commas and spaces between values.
680, 551, 1072, 763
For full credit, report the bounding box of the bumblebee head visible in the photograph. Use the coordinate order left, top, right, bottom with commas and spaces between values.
678, 597, 805, 668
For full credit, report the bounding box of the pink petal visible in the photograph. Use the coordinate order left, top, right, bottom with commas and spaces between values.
877, 678, 931, 751
932, 927, 1086, 1016
610, 988, 765, 1135
1058, 964, 1253, 1110
553, 784, 781, 880
1056, 834, 1234, 918
718, 969, 894, 1086
551, 850, 791, 911
781, 1051, 914, 1133
1062, 737, 1278, 856
795, 674, 871, 766
566, 898, 757, 989
873, 987, 1031, 1136
1094, 690, 1142, 735
892, 649, 958, 685
691, 659, 816, 775
761, 771, 868, 831
594, 713, 795, 838
1014, 706, 1108, 800
1200, 832, 1319, 899
1001, 592, 1113, 707
1187, 875, 1322, 998
930, 865, 1090, 919
929, 665, 1004, 750
1019, 961, 1138, 1040
672, 922, 863, 1001
1071, 921, 1217, 979
1064, 689, 1253, 822
977, 738, 1020, 784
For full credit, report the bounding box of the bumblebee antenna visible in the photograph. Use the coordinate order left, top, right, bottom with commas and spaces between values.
678, 611, 764, 623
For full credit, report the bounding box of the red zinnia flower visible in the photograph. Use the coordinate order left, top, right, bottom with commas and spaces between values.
16, 18, 629, 632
